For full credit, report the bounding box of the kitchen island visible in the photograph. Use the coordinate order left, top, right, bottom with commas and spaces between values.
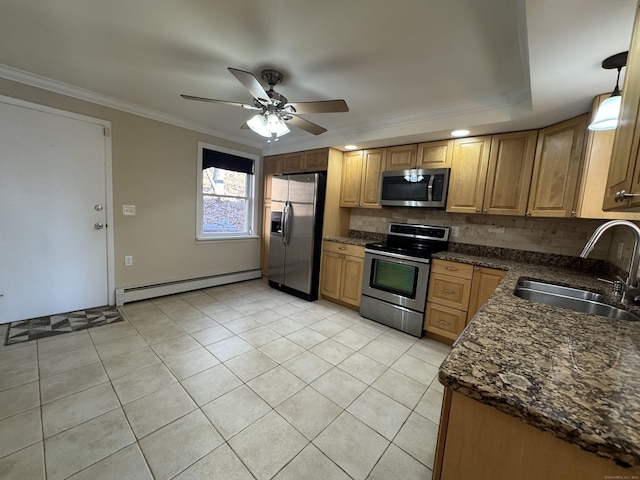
432, 251, 640, 478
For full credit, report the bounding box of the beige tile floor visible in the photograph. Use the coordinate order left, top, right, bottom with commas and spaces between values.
0, 279, 450, 480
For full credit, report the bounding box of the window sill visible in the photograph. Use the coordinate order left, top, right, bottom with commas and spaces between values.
196, 235, 259, 243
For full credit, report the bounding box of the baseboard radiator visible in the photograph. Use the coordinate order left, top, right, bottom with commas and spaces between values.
115, 269, 262, 306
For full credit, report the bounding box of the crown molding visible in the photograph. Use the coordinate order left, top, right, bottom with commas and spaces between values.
0, 64, 263, 150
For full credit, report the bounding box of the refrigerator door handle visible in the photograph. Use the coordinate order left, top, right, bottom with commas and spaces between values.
283, 201, 292, 246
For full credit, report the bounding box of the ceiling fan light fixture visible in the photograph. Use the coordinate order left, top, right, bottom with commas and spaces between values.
247, 111, 290, 139
588, 51, 628, 131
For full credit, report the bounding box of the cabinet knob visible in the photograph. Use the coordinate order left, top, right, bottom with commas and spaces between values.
525, 211, 531, 216
615, 190, 640, 202
483, 209, 487, 213
476, 208, 480, 212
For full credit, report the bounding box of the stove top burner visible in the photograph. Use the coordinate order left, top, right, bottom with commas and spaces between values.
365, 223, 450, 259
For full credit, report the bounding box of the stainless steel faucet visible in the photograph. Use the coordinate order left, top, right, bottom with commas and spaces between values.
580, 220, 640, 305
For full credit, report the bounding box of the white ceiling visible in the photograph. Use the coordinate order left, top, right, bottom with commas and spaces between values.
0, 0, 636, 154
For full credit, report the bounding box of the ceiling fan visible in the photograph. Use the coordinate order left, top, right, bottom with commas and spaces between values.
181, 68, 349, 141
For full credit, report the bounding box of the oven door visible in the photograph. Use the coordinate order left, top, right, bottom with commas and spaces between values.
361, 249, 430, 312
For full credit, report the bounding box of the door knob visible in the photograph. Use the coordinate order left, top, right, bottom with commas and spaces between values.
94, 222, 104, 230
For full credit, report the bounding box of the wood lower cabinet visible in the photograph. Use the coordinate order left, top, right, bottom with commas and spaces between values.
320, 241, 365, 309
340, 149, 385, 208
467, 266, 506, 322
527, 115, 587, 217
425, 259, 505, 342
434, 389, 639, 480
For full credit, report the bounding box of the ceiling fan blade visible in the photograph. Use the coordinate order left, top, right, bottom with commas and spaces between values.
286, 99, 349, 114
180, 94, 260, 110
228, 68, 272, 105
285, 115, 327, 135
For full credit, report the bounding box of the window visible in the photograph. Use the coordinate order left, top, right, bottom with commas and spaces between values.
197, 143, 258, 240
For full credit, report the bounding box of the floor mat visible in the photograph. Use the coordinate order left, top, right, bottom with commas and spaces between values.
4, 306, 123, 346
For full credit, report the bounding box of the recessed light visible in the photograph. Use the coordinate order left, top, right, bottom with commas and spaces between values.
451, 129, 470, 137
344, 145, 358, 150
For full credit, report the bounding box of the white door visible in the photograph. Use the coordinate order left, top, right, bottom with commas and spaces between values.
0, 100, 110, 323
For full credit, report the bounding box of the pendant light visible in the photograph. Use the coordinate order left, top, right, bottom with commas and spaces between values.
588, 51, 628, 131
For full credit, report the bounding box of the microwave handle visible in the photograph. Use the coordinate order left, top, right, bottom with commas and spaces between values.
427, 175, 435, 202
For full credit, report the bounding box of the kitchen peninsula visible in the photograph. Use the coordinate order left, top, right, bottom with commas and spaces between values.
431, 251, 640, 479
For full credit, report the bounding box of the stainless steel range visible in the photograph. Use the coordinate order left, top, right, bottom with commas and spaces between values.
360, 223, 449, 337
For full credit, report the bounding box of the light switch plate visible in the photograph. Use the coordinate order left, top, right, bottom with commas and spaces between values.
123, 205, 136, 216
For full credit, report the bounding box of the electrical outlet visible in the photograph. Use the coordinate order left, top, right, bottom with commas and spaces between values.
617, 242, 624, 260
123, 205, 136, 216
451, 226, 459, 237
124, 255, 133, 266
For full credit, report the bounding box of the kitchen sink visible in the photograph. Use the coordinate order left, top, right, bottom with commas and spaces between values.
513, 278, 640, 321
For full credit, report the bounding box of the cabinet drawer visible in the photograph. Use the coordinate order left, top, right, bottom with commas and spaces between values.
425, 302, 467, 339
322, 241, 365, 258
431, 259, 474, 280
428, 273, 472, 310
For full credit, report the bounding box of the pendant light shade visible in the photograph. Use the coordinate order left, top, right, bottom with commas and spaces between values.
588, 51, 628, 131
588, 94, 622, 131
247, 111, 290, 140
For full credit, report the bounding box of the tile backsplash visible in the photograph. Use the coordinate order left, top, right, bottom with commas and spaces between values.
349, 208, 613, 259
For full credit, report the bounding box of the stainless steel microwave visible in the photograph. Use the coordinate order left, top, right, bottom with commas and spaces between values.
380, 168, 450, 208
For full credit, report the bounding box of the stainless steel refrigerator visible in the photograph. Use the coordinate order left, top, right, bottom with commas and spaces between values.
268, 172, 326, 301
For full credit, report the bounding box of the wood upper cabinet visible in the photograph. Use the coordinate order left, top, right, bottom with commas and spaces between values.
527, 115, 587, 217
282, 151, 304, 173
340, 149, 385, 208
384, 141, 453, 171
604, 3, 640, 210
385, 144, 417, 171
446, 137, 492, 213
417, 140, 454, 168
303, 148, 329, 172
263, 155, 283, 201
576, 95, 640, 219
483, 131, 537, 215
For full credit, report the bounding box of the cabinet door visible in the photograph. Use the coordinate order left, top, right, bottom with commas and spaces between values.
304, 149, 329, 172
283, 152, 304, 173
425, 302, 467, 340
263, 155, 283, 201
446, 137, 492, 213
483, 131, 537, 216
320, 250, 343, 300
340, 151, 363, 207
385, 144, 417, 171
527, 115, 587, 217
417, 140, 453, 168
360, 149, 385, 208
604, 3, 640, 210
467, 266, 505, 322
427, 273, 472, 311
340, 255, 364, 307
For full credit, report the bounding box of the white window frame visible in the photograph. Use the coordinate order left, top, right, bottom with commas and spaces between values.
196, 141, 259, 241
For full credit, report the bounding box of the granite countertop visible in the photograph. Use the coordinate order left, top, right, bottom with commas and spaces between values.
322, 236, 371, 247
433, 251, 640, 467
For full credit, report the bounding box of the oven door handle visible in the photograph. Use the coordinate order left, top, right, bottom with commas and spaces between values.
364, 249, 431, 264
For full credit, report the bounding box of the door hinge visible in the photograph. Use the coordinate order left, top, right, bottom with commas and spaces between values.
103, 127, 111, 137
